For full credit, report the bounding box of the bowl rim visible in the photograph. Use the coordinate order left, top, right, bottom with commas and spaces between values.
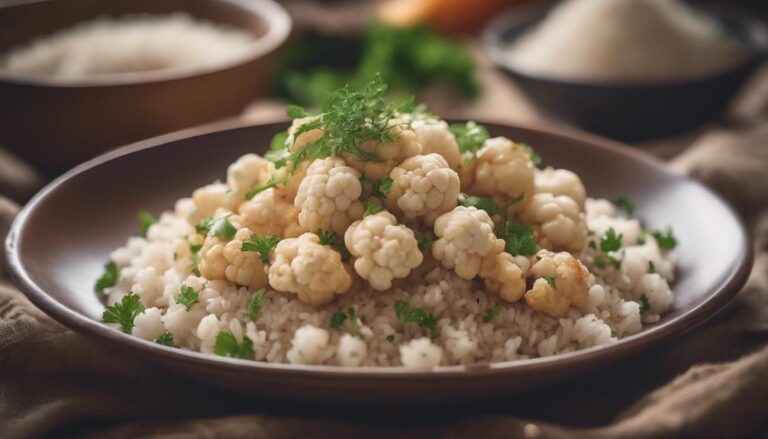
0, 0, 291, 88
4, 117, 754, 380
482, 1, 768, 89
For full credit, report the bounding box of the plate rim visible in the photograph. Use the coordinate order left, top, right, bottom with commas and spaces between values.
4, 117, 754, 380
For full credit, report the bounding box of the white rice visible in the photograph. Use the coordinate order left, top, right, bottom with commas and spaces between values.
0, 13, 254, 77
103, 197, 675, 367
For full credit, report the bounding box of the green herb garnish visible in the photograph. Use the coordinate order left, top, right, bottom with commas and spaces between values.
498, 220, 538, 256
214, 332, 254, 360
247, 289, 265, 320
648, 261, 656, 273
317, 230, 351, 260
245, 174, 290, 200
651, 227, 677, 250
195, 218, 214, 235
416, 231, 435, 252
612, 197, 635, 215
450, 121, 489, 163
176, 284, 202, 311
155, 332, 174, 346
94, 261, 119, 294
208, 215, 237, 239
365, 199, 385, 215
138, 210, 157, 237
330, 310, 347, 328
482, 305, 501, 323
545, 276, 557, 287
600, 228, 623, 253
518, 143, 541, 167
102, 293, 144, 333
394, 300, 437, 333
241, 234, 281, 264
330, 308, 362, 337
639, 294, 651, 313
458, 195, 496, 217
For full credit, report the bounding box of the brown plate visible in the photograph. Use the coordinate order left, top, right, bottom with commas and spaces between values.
4, 119, 753, 404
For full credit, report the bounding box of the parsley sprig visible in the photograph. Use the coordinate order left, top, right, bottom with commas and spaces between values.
176, 284, 203, 311
612, 196, 635, 215
394, 300, 437, 334
155, 332, 174, 346
317, 230, 351, 260
245, 174, 290, 200
247, 289, 265, 320
450, 121, 489, 164
241, 234, 281, 264
651, 227, 678, 250
102, 293, 145, 333
482, 305, 501, 323
458, 195, 496, 217
94, 261, 119, 294
138, 210, 157, 237
196, 216, 237, 240
330, 307, 362, 337
214, 332, 254, 360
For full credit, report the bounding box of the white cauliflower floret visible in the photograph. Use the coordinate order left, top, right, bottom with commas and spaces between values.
471, 137, 535, 213
189, 182, 239, 224
287, 116, 324, 151
622, 239, 675, 287
131, 307, 166, 341
269, 233, 352, 305
226, 154, 270, 199
238, 188, 304, 238
411, 118, 461, 170
336, 334, 368, 367
198, 225, 268, 290
521, 192, 587, 253
345, 117, 423, 180
431, 206, 504, 280
399, 337, 443, 369
535, 167, 586, 208
479, 252, 527, 303
294, 158, 364, 235
287, 324, 331, 365
524, 249, 591, 317
344, 212, 423, 290
638, 273, 674, 315
385, 153, 460, 225
267, 160, 309, 202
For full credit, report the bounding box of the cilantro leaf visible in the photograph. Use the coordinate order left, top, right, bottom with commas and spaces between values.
517, 143, 541, 167
330, 310, 347, 328
376, 177, 393, 197
94, 261, 119, 294
245, 174, 290, 200
416, 231, 435, 252
247, 289, 265, 320
138, 210, 157, 237
450, 121, 488, 163
195, 218, 214, 235
600, 228, 623, 252
190, 242, 203, 276
545, 276, 557, 287
498, 220, 538, 256
155, 332, 174, 346
394, 300, 437, 333
651, 227, 677, 250
458, 195, 496, 217
317, 230, 351, 260
365, 199, 385, 215
612, 197, 635, 215
176, 284, 201, 311
102, 293, 145, 333
330, 308, 362, 337
270, 131, 288, 153
286, 104, 307, 119
214, 332, 254, 360
241, 234, 281, 264
482, 305, 501, 323
639, 294, 651, 313
208, 215, 237, 239
648, 261, 656, 273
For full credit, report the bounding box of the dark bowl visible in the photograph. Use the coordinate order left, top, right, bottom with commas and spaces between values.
483, 3, 768, 141
0, 0, 290, 174
5, 118, 752, 404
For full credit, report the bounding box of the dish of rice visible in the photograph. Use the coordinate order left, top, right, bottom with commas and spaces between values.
95, 79, 678, 369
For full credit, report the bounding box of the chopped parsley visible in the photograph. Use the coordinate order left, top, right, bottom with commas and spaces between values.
394, 300, 437, 333
190, 242, 203, 276
241, 234, 281, 264
247, 289, 265, 320
416, 231, 435, 252
458, 195, 496, 217
600, 228, 623, 252
245, 174, 290, 200
612, 197, 635, 215
360, 176, 393, 199
330, 307, 362, 337
386, 334, 396, 342
270, 131, 289, 153
209, 215, 237, 239
138, 210, 157, 237
365, 199, 385, 215
639, 294, 651, 313
155, 332, 174, 346
195, 218, 214, 235
176, 284, 202, 311
651, 227, 678, 250
94, 261, 119, 294
518, 143, 541, 167
102, 293, 145, 333
375, 177, 393, 197
330, 310, 347, 328
214, 332, 254, 360
498, 220, 538, 256
317, 230, 351, 260
648, 261, 656, 273
450, 121, 489, 163
286, 104, 307, 119
594, 254, 622, 269
545, 276, 557, 287
482, 305, 501, 323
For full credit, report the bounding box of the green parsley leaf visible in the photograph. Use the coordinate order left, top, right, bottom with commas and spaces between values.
651, 227, 677, 250
241, 234, 281, 264
482, 305, 501, 323
518, 143, 541, 167
588, 241, 597, 250
246, 174, 290, 200
639, 294, 651, 313
330, 310, 347, 328
376, 177, 393, 197
195, 218, 214, 235
347, 307, 362, 337
545, 276, 557, 287
94, 261, 119, 294
416, 231, 435, 252
595, 254, 622, 269
361, 176, 393, 199
637, 232, 647, 245
176, 284, 201, 311
450, 121, 488, 163
648, 261, 656, 273
208, 215, 237, 240
612, 197, 635, 215
458, 195, 496, 217
190, 242, 203, 276
317, 230, 351, 260
138, 210, 157, 237
102, 293, 145, 333
498, 220, 538, 256
386, 334, 396, 342
600, 228, 623, 253
214, 332, 254, 360
247, 289, 265, 320
365, 199, 385, 215
270, 131, 289, 153
155, 331, 174, 346
286, 104, 307, 119
394, 300, 437, 333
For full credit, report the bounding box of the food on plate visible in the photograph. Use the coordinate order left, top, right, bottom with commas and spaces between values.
96, 78, 677, 368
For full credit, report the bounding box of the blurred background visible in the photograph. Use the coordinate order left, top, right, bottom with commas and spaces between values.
0, 0, 767, 200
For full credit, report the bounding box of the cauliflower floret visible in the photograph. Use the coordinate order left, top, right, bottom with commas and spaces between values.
479, 252, 527, 303
267, 160, 309, 202
345, 118, 423, 180
336, 334, 368, 366
198, 226, 268, 290
238, 188, 304, 238
287, 324, 331, 365
524, 249, 591, 317
411, 118, 461, 170
470, 137, 535, 213
521, 193, 587, 253
131, 307, 166, 341
269, 233, 352, 305
294, 158, 365, 235
287, 116, 324, 151
637, 273, 673, 315
386, 153, 460, 225
399, 337, 443, 368
535, 167, 586, 208
198, 214, 245, 280
226, 154, 270, 198
431, 206, 504, 280
189, 182, 240, 224
344, 211, 423, 290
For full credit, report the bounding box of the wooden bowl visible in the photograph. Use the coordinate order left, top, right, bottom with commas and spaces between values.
5, 118, 752, 404
0, 0, 290, 173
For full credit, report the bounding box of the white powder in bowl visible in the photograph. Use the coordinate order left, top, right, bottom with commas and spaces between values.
0, 12, 255, 78
505, 0, 748, 82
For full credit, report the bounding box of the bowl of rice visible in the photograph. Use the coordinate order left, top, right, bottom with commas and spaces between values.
0, 0, 290, 173
483, 0, 768, 140
5, 80, 752, 403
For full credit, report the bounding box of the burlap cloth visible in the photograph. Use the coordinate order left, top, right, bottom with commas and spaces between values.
2, 18, 768, 438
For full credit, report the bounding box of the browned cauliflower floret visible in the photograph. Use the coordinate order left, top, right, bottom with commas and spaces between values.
431, 206, 504, 280
344, 211, 423, 291
521, 193, 587, 253
345, 118, 422, 180
226, 154, 271, 201
294, 158, 365, 235
198, 216, 266, 289
189, 182, 240, 224
535, 167, 586, 208
411, 118, 461, 170
479, 252, 528, 303
385, 153, 460, 225
471, 137, 535, 213
524, 249, 590, 317
266, 161, 309, 202
238, 188, 304, 238
268, 233, 352, 306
